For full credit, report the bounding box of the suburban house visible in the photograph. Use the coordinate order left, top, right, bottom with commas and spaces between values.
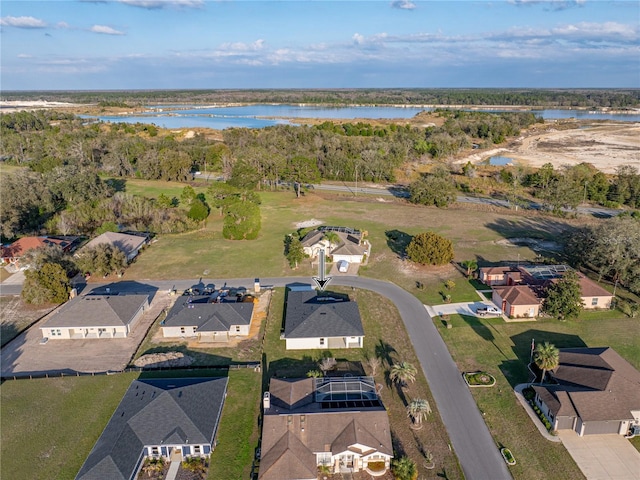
259, 377, 393, 480
301, 226, 371, 264
492, 285, 542, 318
480, 264, 614, 317
40, 293, 149, 340
76, 376, 228, 480
1, 235, 79, 270
81, 231, 150, 262
161, 295, 254, 343
532, 347, 640, 436
283, 290, 364, 350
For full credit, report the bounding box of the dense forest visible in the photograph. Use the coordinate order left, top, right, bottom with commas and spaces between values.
3, 88, 639, 109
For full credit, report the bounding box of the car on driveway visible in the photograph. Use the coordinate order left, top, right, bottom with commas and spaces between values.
476, 305, 502, 316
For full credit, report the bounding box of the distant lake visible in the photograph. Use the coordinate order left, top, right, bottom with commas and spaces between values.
84, 104, 640, 130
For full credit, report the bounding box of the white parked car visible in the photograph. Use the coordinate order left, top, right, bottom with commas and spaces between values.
476, 305, 502, 316
337, 260, 349, 273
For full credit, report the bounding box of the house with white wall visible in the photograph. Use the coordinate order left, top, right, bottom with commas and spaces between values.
76, 377, 228, 480
301, 227, 371, 264
40, 294, 149, 339
259, 377, 393, 480
161, 295, 254, 343
283, 290, 364, 350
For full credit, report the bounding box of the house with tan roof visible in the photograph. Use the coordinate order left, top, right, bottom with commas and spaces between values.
259, 377, 393, 479
480, 264, 613, 318
532, 347, 640, 436
301, 226, 371, 264
81, 232, 149, 262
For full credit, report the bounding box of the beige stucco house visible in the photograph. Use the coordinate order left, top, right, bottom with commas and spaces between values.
259, 377, 393, 480
301, 227, 371, 264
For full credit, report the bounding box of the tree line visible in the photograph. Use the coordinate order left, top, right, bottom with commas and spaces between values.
3, 88, 639, 108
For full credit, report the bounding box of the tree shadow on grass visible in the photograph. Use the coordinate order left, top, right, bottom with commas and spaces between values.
459, 314, 511, 360
499, 329, 588, 388
385, 229, 412, 259
375, 339, 397, 368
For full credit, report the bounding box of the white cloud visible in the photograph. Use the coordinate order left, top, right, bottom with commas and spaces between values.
508, 0, 587, 10
91, 25, 125, 35
118, 0, 204, 9
0, 16, 47, 28
17, 53, 33, 58
56, 21, 70, 29
219, 39, 266, 52
391, 0, 416, 10
352, 33, 365, 45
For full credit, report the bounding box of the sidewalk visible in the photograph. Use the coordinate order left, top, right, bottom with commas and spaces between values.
513, 383, 561, 442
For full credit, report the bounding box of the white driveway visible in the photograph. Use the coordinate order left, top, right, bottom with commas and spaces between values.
558, 431, 640, 480
425, 300, 503, 319
1, 269, 25, 286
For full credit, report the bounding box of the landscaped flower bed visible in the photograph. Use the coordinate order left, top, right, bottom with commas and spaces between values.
463, 371, 496, 387
500, 448, 516, 465
523, 387, 555, 433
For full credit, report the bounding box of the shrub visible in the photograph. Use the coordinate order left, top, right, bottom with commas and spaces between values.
406, 232, 454, 266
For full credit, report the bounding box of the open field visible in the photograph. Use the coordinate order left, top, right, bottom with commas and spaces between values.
262, 287, 463, 479
0, 369, 256, 480
0, 296, 57, 348
125, 188, 580, 295
0, 372, 140, 480
435, 312, 640, 480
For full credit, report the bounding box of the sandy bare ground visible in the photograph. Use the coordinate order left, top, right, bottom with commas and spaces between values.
456, 122, 640, 174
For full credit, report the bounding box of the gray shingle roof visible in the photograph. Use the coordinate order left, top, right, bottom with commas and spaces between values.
76, 377, 228, 480
284, 291, 364, 339
535, 347, 640, 422
163, 296, 254, 332
42, 294, 149, 329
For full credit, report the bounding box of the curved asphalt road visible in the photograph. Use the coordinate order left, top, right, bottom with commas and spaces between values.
84, 276, 511, 480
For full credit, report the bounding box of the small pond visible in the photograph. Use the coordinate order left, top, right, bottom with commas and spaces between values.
488, 156, 515, 166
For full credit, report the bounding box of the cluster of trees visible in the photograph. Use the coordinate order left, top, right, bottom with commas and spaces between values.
542, 270, 584, 319
565, 215, 640, 296
207, 183, 262, 240
5, 88, 639, 109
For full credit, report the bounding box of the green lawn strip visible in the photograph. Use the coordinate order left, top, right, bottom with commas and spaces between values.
437, 312, 640, 480
263, 287, 463, 479
208, 369, 262, 480
630, 436, 640, 453
115, 177, 208, 200
0, 372, 138, 480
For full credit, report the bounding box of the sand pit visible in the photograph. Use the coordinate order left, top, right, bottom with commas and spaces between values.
295, 219, 324, 228
456, 122, 640, 174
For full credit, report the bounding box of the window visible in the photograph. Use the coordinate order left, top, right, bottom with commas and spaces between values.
180, 327, 186, 334
151, 446, 159, 456
319, 338, 325, 346
51, 329, 62, 336
591, 298, 598, 306
192, 327, 197, 333
235, 326, 241, 333
194, 445, 201, 454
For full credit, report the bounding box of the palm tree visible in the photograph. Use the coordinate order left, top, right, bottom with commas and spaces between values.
534, 342, 560, 383
389, 361, 417, 386
323, 231, 341, 252
406, 398, 432, 428
392, 456, 417, 480
461, 259, 478, 278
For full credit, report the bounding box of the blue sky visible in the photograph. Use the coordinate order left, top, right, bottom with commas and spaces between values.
1, 0, 638, 90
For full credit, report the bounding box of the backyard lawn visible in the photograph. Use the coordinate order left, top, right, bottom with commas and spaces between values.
0, 369, 257, 480
436, 312, 640, 480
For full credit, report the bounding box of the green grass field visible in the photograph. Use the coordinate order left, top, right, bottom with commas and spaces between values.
0, 369, 259, 480
436, 312, 640, 480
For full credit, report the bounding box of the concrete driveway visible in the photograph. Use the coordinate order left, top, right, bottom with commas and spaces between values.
558, 431, 640, 480
426, 300, 504, 319
1, 289, 175, 378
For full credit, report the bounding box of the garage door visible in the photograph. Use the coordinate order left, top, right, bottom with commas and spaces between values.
582, 421, 621, 435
